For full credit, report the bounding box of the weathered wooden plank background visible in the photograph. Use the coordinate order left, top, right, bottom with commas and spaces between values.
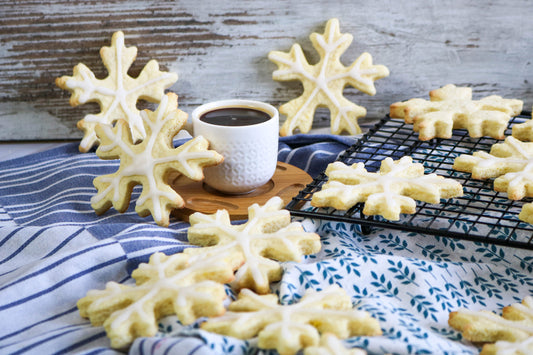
1, 0, 532, 141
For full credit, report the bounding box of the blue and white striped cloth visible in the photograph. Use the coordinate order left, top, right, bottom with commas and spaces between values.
1, 135, 531, 355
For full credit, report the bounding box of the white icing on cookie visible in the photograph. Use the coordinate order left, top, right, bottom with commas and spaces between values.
58, 31, 178, 152
91, 93, 222, 225
269, 18, 388, 136
187, 196, 320, 293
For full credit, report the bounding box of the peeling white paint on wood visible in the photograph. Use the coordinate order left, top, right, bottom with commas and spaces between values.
1, 0, 532, 140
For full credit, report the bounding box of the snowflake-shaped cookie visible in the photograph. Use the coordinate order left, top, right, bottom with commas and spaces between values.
184, 196, 321, 294
91, 93, 223, 227
268, 18, 389, 136
390, 84, 523, 141
453, 136, 533, 223
202, 286, 381, 355
311, 156, 463, 220
304, 333, 367, 355
512, 110, 533, 141
77, 252, 234, 349
449, 296, 533, 355
56, 31, 178, 152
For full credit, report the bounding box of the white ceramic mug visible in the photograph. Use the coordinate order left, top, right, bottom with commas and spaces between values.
191, 99, 279, 194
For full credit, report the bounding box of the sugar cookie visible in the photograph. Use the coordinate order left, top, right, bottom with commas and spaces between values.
311, 156, 463, 220
390, 84, 523, 140
453, 136, 533, 224
269, 18, 389, 136
512, 108, 533, 141
56, 31, 178, 152
202, 286, 382, 355
449, 296, 533, 355
185, 196, 321, 294
78, 252, 234, 349
304, 333, 367, 355
91, 93, 223, 227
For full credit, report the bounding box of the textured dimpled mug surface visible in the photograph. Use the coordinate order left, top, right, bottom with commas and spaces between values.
191, 100, 279, 194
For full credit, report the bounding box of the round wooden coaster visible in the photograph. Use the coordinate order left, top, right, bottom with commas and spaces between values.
171, 162, 312, 221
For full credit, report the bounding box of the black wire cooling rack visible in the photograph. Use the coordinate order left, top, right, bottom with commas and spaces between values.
286, 113, 533, 250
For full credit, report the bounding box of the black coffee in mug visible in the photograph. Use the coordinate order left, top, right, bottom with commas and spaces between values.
199, 107, 271, 126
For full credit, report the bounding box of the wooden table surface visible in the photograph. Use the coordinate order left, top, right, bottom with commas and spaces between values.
1, 0, 532, 141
